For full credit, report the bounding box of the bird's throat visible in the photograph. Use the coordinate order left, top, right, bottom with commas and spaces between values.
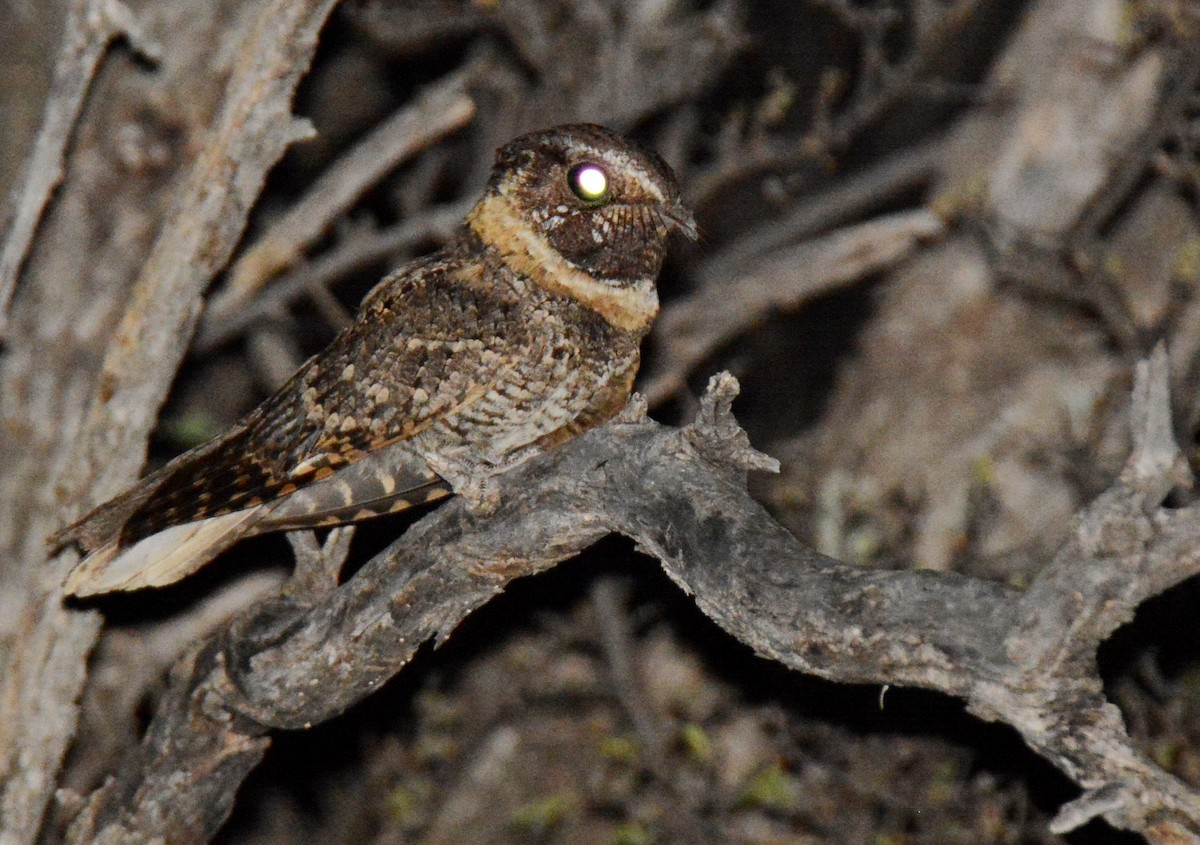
467, 192, 659, 334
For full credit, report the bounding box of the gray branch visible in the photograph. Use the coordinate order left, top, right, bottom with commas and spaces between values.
0, 0, 158, 337
203, 72, 476, 328
56, 0, 340, 509
67, 367, 1200, 843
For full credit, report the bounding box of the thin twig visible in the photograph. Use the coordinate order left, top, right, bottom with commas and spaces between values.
693, 137, 944, 288
0, 0, 159, 338
205, 74, 476, 326
288, 526, 355, 596
643, 208, 944, 405
815, 0, 985, 155
1067, 40, 1200, 252
194, 200, 469, 352
590, 576, 670, 769
588, 575, 720, 842
684, 0, 974, 211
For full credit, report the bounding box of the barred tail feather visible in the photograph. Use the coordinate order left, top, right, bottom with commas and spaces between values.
63, 507, 268, 597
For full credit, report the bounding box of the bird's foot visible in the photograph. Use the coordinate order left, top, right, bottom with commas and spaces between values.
426, 446, 542, 515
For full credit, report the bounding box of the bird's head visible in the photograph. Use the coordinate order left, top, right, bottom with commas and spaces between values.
468, 124, 696, 333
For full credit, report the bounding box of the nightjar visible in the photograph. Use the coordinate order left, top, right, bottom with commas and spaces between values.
54, 123, 697, 596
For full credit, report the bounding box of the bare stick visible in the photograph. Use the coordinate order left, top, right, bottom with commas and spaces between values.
288, 526, 355, 596
194, 200, 470, 352
204, 76, 476, 326
0, 0, 159, 338
643, 209, 943, 405
813, 0, 985, 155
590, 576, 670, 767
693, 138, 943, 287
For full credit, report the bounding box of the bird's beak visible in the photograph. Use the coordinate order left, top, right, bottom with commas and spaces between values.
661, 202, 700, 241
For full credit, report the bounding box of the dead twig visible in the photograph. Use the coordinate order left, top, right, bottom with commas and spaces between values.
194, 200, 470, 352
643, 208, 944, 405
205, 74, 476, 326
0, 0, 159, 338
288, 526, 355, 596
692, 137, 944, 287
812, 0, 985, 156
685, 0, 975, 211
1067, 39, 1200, 253
589, 575, 718, 843
590, 576, 670, 769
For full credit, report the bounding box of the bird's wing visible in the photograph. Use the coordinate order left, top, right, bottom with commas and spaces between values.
61, 443, 455, 597
56, 252, 526, 594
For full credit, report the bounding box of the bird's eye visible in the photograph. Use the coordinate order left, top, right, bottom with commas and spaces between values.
568, 163, 609, 204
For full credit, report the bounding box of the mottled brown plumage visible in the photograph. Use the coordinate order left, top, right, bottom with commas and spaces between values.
53, 124, 696, 596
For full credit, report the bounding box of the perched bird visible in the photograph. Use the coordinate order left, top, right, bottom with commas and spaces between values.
53, 124, 697, 597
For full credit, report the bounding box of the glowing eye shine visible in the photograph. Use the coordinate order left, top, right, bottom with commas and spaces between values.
569, 164, 609, 202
